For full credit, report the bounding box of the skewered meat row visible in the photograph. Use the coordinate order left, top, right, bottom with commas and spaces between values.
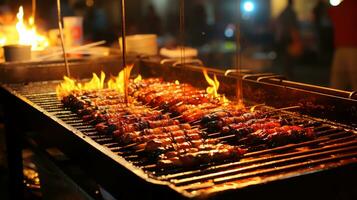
83, 109, 165, 125
95, 114, 171, 134
127, 78, 316, 135
67, 88, 246, 164
128, 78, 163, 93
133, 79, 317, 148
113, 119, 181, 136
118, 123, 193, 144
62, 94, 130, 111
63, 93, 186, 136
246, 126, 314, 147
143, 135, 218, 154
58, 77, 316, 169
60, 87, 247, 166
60, 85, 206, 140
131, 81, 244, 122
157, 144, 246, 168
203, 111, 265, 132
144, 90, 210, 107
135, 129, 244, 165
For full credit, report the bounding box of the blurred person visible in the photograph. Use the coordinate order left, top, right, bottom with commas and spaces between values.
143, 4, 162, 35
187, 2, 208, 47
275, 0, 302, 79
49, 0, 75, 29
0, 4, 13, 25
313, 0, 333, 65
75, 1, 109, 42
329, 0, 357, 91
0, 5, 16, 49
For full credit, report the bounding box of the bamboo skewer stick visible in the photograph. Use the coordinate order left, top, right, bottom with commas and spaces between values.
56, 0, 70, 77
36, 40, 106, 60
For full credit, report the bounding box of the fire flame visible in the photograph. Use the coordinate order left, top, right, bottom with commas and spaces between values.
0, 6, 49, 50
56, 66, 140, 98
203, 69, 219, 98
134, 74, 142, 83
56, 72, 106, 98
16, 6, 49, 50
107, 64, 134, 93
202, 69, 229, 104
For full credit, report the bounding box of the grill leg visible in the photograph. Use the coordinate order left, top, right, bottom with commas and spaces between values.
3, 102, 24, 200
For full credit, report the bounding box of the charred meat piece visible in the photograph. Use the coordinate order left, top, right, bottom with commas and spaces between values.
157, 144, 246, 168
246, 126, 315, 147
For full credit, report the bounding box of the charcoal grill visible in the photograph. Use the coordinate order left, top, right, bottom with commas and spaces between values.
1, 63, 357, 200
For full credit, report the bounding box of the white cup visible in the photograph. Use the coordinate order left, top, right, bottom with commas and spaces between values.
119, 34, 158, 56
3, 44, 31, 62
63, 16, 83, 47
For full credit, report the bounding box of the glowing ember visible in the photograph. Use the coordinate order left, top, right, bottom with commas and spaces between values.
202, 69, 229, 104
175, 80, 180, 84
56, 66, 140, 98
0, 6, 49, 51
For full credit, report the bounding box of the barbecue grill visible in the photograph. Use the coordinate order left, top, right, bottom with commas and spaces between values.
1, 60, 357, 200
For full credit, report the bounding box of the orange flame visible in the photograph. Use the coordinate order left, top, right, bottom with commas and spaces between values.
0, 6, 49, 50
134, 75, 142, 83
202, 69, 229, 104
56, 71, 106, 98
56, 66, 141, 99
15, 6, 49, 50
107, 64, 134, 93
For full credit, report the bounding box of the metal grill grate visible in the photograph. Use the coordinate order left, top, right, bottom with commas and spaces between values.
10, 83, 357, 198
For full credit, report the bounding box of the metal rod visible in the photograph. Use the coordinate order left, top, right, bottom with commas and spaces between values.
56, 0, 70, 77
236, 0, 243, 105
120, 0, 128, 104
179, 0, 185, 66
32, 0, 36, 24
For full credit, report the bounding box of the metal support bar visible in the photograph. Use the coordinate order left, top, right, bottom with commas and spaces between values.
3, 98, 25, 200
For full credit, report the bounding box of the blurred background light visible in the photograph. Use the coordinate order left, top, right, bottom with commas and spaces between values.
243, 1, 255, 12
224, 24, 235, 38
329, 0, 343, 6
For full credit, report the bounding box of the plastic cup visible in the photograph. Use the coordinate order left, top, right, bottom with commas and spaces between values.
63, 16, 83, 47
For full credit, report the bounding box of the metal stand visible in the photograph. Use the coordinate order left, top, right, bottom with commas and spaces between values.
2, 97, 24, 200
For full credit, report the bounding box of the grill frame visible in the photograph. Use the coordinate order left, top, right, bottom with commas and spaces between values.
1, 62, 357, 199
2, 80, 357, 199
